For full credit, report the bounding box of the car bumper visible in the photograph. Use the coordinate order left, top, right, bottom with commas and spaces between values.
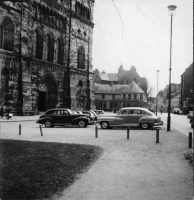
154, 121, 163, 126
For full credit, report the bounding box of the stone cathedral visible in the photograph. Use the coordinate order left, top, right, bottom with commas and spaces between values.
0, 0, 95, 115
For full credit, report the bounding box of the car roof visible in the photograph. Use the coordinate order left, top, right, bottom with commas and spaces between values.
121, 107, 148, 110
46, 108, 72, 112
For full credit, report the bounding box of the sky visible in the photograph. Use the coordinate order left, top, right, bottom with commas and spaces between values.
92, 0, 193, 96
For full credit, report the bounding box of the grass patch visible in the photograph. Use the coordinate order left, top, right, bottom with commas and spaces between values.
0, 139, 103, 200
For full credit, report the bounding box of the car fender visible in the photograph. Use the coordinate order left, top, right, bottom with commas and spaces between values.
139, 116, 155, 124
72, 116, 89, 125
36, 117, 53, 124
97, 116, 120, 125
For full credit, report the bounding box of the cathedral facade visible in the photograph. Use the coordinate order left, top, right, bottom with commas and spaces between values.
0, 0, 95, 115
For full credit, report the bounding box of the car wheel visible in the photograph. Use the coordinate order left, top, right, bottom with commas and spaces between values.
141, 123, 150, 129
101, 121, 109, 129
78, 120, 87, 127
44, 120, 52, 128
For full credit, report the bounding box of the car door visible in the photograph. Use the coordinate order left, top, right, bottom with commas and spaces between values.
60, 110, 72, 124
52, 110, 62, 124
114, 109, 129, 126
128, 109, 142, 127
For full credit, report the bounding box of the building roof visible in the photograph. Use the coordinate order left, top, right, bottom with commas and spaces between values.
107, 73, 118, 81
99, 72, 109, 81
171, 93, 180, 99
94, 81, 145, 94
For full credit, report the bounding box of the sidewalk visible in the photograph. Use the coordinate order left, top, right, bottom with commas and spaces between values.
52, 127, 193, 200
0, 115, 40, 122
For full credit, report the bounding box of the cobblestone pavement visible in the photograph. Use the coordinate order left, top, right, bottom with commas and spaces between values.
0, 120, 193, 200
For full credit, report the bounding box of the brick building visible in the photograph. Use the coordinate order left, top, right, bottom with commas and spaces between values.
0, 0, 95, 115
180, 63, 194, 114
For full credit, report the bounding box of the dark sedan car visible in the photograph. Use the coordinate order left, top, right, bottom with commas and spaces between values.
97, 107, 163, 129
36, 108, 90, 128
82, 111, 97, 124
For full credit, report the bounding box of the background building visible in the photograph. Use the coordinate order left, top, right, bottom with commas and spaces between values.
94, 81, 147, 111
94, 65, 147, 93
0, 0, 95, 115
180, 63, 194, 114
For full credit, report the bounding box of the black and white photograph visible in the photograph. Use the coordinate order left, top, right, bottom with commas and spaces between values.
0, 0, 193, 199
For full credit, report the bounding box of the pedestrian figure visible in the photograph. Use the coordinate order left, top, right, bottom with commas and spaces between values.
0, 106, 4, 118
4, 113, 9, 120
113, 107, 116, 113
160, 109, 163, 114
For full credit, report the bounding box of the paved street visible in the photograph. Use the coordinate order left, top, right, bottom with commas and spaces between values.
157, 113, 193, 136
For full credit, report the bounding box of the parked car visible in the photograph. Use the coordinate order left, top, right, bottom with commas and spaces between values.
97, 107, 163, 129
82, 111, 97, 124
36, 108, 90, 128
93, 110, 105, 115
187, 111, 193, 119
172, 108, 183, 115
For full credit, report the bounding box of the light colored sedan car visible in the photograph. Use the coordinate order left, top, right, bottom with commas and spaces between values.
97, 107, 163, 129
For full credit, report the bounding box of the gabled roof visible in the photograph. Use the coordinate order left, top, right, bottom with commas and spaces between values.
107, 73, 118, 81
94, 81, 145, 94
99, 72, 109, 81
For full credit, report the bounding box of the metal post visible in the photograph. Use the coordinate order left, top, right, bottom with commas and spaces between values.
156, 129, 159, 143
127, 127, 130, 140
40, 125, 43, 136
167, 14, 173, 131
188, 132, 192, 148
156, 70, 160, 116
19, 124, 21, 135
95, 123, 98, 138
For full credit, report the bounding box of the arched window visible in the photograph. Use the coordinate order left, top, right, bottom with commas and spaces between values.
57, 38, 64, 65
47, 33, 54, 62
1, 67, 10, 105
0, 17, 14, 51
77, 46, 85, 69
35, 30, 43, 59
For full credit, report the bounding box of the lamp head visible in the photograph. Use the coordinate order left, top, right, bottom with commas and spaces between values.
168, 5, 177, 16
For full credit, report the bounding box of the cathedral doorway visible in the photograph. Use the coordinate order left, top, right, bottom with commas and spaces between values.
38, 76, 58, 111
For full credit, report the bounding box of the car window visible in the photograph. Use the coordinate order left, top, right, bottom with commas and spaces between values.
46, 110, 55, 115
118, 109, 128, 115
131, 110, 140, 114
61, 110, 69, 115
140, 110, 150, 115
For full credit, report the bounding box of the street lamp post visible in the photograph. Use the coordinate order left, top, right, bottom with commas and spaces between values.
167, 5, 177, 131
156, 70, 160, 116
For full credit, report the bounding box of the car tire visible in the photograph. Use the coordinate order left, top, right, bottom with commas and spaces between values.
101, 121, 109, 129
78, 120, 87, 127
44, 120, 52, 128
141, 123, 150, 129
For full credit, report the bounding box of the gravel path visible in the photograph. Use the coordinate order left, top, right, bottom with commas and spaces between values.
0, 121, 193, 200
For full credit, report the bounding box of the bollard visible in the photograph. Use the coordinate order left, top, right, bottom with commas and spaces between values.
156, 129, 159, 143
95, 123, 98, 138
19, 124, 21, 135
127, 127, 130, 140
188, 132, 192, 148
40, 125, 43, 136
